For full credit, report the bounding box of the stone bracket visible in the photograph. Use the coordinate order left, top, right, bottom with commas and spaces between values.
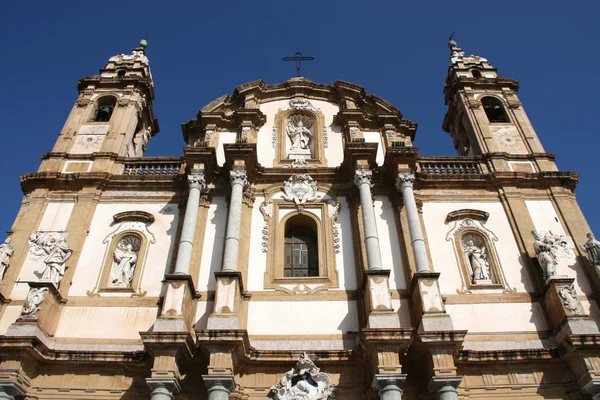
16, 281, 65, 337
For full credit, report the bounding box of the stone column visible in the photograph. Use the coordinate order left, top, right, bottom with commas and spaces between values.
173, 172, 206, 274
372, 374, 406, 400
396, 173, 430, 273
222, 170, 247, 272
355, 170, 383, 270
146, 378, 180, 400
203, 375, 235, 400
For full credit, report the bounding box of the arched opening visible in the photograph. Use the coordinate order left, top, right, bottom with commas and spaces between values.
117, 69, 126, 78
92, 96, 116, 122
481, 97, 509, 123
471, 69, 482, 78
284, 215, 319, 277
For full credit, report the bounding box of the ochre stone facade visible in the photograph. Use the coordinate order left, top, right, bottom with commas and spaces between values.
0, 39, 599, 400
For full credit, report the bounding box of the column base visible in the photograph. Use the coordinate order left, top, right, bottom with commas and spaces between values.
207, 272, 245, 330
364, 269, 401, 328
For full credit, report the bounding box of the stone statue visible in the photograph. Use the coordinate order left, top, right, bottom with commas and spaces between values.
531, 230, 558, 280
29, 232, 73, 288
463, 239, 491, 283
580, 232, 600, 268
0, 237, 14, 281
21, 287, 48, 317
110, 239, 139, 287
286, 115, 313, 160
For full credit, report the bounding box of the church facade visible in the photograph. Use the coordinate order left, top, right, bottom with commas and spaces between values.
0, 39, 599, 400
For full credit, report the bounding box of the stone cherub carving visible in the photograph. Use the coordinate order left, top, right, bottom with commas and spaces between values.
287, 114, 314, 159
110, 236, 140, 287
29, 232, 73, 288
21, 287, 48, 317
580, 233, 600, 269
463, 238, 491, 283
0, 237, 14, 281
270, 353, 335, 400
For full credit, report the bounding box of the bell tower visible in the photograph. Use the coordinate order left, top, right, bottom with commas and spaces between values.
442, 39, 556, 172
41, 39, 159, 173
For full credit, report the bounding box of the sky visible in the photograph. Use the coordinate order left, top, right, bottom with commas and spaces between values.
1, 1, 599, 238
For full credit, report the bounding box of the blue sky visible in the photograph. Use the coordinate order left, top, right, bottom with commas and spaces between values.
1, 1, 599, 237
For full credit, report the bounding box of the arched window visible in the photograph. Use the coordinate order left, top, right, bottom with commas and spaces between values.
481, 97, 509, 123
92, 96, 116, 122
471, 69, 482, 78
284, 215, 318, 277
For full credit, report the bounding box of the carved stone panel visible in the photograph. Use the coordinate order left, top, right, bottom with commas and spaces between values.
270, 353, 335, 400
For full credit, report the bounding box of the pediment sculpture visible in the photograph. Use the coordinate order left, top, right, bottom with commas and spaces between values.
282, 174, 319, 204
270, 353, 335, 400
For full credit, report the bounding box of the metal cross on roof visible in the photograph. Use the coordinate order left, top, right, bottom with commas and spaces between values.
282, 52, 314, 77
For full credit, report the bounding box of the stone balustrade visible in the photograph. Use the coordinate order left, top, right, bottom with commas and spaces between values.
123, 158, 183, 176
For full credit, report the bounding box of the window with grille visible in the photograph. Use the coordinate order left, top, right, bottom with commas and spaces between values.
284, 226, 318, 277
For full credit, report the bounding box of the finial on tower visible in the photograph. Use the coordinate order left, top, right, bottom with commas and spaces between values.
139, 32, 149, 49
448, 31, 457, 49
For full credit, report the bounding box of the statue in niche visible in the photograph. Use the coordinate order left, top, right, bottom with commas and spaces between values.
286, 114, 314, 160
462, 237, 491, 283
110, 235, 141, 287
21, 287, 48, 318
0, 237, 14, 281
29, 232, 73, 288
580, 232, 600, 269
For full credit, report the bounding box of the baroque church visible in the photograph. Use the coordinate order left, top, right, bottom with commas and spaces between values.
0, 38, 599, 400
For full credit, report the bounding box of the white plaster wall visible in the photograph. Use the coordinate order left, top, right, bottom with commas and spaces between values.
247, 196, 268, 291
38, 202, 74, 231
526, 199, 592, 294
374, 197, 406, 290
54, 306, 157, 339
247, 300, 358, 335
255, 99, 344, 167
68, 203, 178, 297
422, 201, 535, 294
447, 302, 547, 332
198, 197, 227, 292
216, 131, 237, 166
336, 197, 357, 290
363, 131, 384, 166
11, 202, 75, 300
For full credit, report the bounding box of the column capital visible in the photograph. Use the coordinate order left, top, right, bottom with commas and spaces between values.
203, 374, 235, 393
0, 382, 27, 399
146, 378, 181, 397
230, 169, 248, 186
428, 376, 462, 393
188, 172, 207, 191
354, 169, 373, 186
372, 373, 406, 393
396, 173, 415, 190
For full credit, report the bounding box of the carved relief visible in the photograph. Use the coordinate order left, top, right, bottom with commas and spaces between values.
21, 287, 48, 319
282, 174, 319, 205
270, 353, 335, 400
262, 225, 269, 253
28, 231, 73, 288
279, 99, 319, 112
323, 125, 329, 148
328, 201, 341, 254
559, 284, 579, 315
272, 125, 277, 149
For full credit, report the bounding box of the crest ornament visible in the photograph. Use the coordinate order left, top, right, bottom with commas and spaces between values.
270, 353, 335, 400
282, 174, 319, 204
